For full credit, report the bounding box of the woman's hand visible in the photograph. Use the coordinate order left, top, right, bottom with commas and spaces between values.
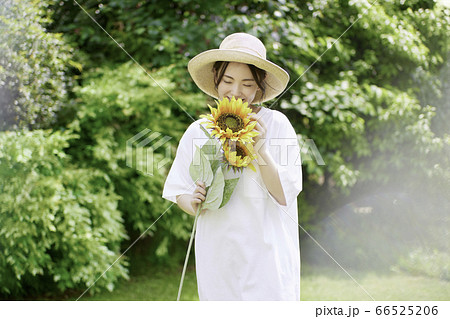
191, 180, 207, 212
249, 114, 267, 156
176, 181, 207, 216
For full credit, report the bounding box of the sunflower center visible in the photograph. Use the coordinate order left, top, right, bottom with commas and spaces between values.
235, 145, 246, 158
217, 113, 244, 132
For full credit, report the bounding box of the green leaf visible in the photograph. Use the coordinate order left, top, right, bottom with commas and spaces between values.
189, 145, 214, 187
201, 138, 222, 174
202, 166, 225, 211
219, 177, 239, 209
200, 138, 221, 156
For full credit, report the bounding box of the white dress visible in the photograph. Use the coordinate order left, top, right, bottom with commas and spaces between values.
163, 107, 303, 300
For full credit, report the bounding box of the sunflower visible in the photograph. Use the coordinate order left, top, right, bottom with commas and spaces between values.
200, 97, 259, 144
222, 140, 257, 172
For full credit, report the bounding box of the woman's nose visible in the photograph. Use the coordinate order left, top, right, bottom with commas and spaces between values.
230, 83, 241, 98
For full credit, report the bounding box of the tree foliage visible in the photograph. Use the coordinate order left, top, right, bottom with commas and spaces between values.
0, 0, 74, 130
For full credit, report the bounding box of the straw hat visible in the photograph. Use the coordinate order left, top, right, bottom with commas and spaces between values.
188, 33, 290, 103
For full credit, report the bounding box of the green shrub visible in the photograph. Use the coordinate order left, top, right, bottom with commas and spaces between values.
0, 0, 75, 131
0, 129, 128, 296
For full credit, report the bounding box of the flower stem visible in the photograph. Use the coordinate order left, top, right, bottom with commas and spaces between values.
199, 123, 212, 139
176, 204, 202, 301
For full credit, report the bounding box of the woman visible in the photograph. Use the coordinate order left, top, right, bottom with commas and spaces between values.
163, 33, 303, 300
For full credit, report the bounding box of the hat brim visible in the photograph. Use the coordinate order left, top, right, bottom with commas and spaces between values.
188, 49, 289, 103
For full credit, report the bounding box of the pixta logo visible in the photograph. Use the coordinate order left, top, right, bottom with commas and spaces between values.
298, 135, 325, 165
126, 129, 172, 176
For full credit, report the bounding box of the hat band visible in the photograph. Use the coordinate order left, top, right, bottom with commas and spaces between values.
224, 46, 266, 59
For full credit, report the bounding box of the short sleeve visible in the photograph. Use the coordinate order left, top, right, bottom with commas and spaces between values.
162, 120, 207, 203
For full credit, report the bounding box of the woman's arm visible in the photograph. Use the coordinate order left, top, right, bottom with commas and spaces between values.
250, 114, 287, 206
256, 145, 287, 206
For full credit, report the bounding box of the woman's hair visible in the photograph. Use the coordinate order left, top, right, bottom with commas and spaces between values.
212, 61, 267, 101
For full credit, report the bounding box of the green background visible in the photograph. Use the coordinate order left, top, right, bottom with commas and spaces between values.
0, 0, 449, 300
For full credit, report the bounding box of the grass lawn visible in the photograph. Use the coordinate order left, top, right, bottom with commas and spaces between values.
77, 265, 200, 301
69, 262, 449, 301
300, 272, 449, 301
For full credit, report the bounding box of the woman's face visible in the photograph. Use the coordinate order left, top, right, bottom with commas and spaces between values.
216, 62, 259, 105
